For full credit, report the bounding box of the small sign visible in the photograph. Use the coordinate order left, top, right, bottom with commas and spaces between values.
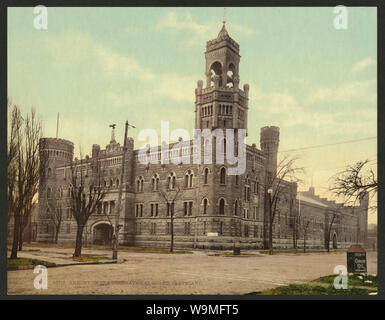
347, 245, 367, 273
207, 232, 218, 237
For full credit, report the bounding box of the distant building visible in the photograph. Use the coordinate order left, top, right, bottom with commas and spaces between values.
293, 187, 369, 250
367, 224, 377, 249
35, 23, 368, 250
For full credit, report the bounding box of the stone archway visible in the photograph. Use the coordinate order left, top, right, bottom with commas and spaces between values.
93, 222, 113, 245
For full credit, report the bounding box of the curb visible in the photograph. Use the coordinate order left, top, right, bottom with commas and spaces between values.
8, 258, 125, 271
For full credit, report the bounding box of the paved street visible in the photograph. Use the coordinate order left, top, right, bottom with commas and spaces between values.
7, 247, 377, 295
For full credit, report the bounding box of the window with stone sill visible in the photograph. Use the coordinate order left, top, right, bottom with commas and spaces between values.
204, 167, 209, 185
220, 167, 226, 185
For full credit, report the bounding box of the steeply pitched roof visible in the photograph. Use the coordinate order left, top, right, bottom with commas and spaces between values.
217, 24, 229, 39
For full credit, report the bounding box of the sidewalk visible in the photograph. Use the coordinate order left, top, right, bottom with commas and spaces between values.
8, 248, 123, 270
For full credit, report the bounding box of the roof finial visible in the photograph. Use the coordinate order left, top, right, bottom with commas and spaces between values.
223, 7, 226, 25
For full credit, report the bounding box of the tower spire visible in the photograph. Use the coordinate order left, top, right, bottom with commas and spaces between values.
223, 7, 226, 25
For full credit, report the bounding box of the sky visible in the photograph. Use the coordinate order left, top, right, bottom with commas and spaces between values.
7, 7, 377, 222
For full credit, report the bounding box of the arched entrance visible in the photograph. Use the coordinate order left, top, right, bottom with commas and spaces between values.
93, 222, 113, 245
332, 233, 338, 249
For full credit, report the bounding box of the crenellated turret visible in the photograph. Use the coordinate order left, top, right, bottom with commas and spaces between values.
38, 138, 74, 242
260, 126, 280, 178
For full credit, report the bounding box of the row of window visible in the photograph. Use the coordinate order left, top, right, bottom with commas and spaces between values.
201, 104, 234, 117
134, 200, 259, 219
136, 169, 260, 192
134, 221, 263, 237
137, 146, 199, 163
218, 104, 233, 115
44, 207, 72, 220
46, 178, 120, 199
202, 105, 213, 117
42, 149, 71, 160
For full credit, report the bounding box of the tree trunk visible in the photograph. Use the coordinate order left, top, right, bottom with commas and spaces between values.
73, 225, 84, 257
54, 226, 59, 244
170, 203, 174, 253
18, 226, 23, 251
10, 214, 20, 259
292, 220, 297, 249
269, 218, 273, 255
303, 233, 306, 253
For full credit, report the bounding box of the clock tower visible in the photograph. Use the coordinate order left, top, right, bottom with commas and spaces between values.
195, 22, 250, 136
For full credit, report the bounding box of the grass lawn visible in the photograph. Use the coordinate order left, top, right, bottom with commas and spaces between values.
248, 274, 377, 295
71, 255, 113, 263
8, 257, 55, 268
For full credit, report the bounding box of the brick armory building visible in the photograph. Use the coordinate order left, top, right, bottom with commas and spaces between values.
36, 24, 368, 250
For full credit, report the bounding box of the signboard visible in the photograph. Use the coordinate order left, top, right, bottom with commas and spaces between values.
347, 245, 367, 273
207, 232, 218, 237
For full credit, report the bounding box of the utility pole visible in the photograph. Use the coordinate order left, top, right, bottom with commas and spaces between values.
112, 121, 129, 260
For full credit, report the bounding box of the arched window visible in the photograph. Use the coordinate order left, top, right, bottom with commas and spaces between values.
47, 187, 52, 199
185, 170, 193, 188
137, 176, 144, 192
219, 198, 225, 215
204, 168, 209, 185
209, 61, 223, 87
220, 167, 226, 185
47, 168, 52, 177
116, 179, 119, 188
203, 198, 208, 215
110, 179, 113, 188
168, 172, 176, 190
152, 174, 159, 191
234, 200, 238, 216
235, 175, 239, 186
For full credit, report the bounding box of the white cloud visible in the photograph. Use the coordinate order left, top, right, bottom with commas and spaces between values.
157, 10, 257, 47
352, 57, 376, 72
41, 31, 154, 81
249, 85, 307, 127
309, 79, 376, 103
157, 11, 207, 34
154, 74, 198, 102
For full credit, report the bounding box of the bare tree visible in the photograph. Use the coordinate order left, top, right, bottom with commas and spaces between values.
49, 206, 63, 244
8, 101, 43, 259
324, 208, 338, 253
69, 157, 105, 258
331, 160, 377, 207
284, 187, 298, 249
302, 219, 310, 253
265, 155, 304, 255
159, 185, 181, 253
7, 99, 19, 225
